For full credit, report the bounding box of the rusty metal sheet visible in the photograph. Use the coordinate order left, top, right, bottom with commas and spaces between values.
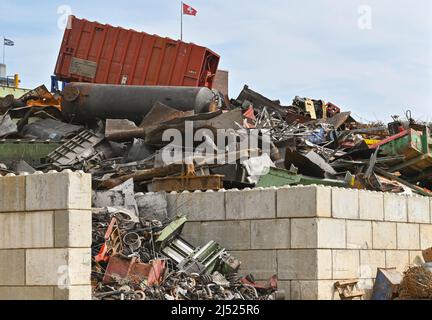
151, 174, 223, 192
102, 255, 166, 286
423, 247, 432, 263
95, 217, 123, 263
144, 109, 243, 145
105, 119, 144, 142
98, 163, 184, 189
147, 259, 166, 286
284, 111, 309, 124
140, 102, 194, 128
18, 85, 61, 110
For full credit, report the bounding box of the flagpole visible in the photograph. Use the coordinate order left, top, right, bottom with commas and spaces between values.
2, 36, 5, 65
180, 2, 183, 41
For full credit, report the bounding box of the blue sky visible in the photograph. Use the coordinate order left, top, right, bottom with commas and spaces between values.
1, 0, 432, 122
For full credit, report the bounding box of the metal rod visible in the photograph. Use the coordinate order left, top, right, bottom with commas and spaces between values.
181, 2, 183, 41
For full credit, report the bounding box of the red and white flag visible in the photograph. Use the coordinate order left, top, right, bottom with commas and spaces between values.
182, 2, 197, 16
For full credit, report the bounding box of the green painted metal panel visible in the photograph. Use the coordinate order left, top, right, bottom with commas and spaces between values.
0, 140, 63, 166
257, 167, 351, 188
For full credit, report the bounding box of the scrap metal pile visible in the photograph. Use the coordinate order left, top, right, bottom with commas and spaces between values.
371, 248, 432, 300
1, 51, 432, 301
91, 186, 279, 300
1, 82, 431, 196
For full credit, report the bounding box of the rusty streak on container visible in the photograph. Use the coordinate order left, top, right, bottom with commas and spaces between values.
55, 16, 220, 88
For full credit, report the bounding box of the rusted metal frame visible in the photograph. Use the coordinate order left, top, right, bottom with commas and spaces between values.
98, 163, 185, 189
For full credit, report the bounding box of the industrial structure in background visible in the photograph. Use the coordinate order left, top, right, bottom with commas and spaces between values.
0, 15, 431, 300
0, 63, 27, 99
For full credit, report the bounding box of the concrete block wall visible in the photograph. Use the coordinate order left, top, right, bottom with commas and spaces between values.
167, 186, 432, 300
0, 171, 92, 300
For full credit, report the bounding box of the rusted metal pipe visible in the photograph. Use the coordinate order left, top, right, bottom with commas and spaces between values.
61, 83, 216, 123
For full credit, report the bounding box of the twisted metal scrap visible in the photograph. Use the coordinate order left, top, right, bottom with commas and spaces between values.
92, 212, 277, 300
399, 266, 432, 299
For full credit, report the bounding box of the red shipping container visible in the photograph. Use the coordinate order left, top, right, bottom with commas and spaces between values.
54, 16, 220, 88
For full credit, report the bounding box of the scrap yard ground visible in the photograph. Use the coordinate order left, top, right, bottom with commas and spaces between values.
0, 2, 432, 302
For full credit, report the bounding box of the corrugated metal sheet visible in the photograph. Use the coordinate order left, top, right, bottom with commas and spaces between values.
54, 16, 220, 88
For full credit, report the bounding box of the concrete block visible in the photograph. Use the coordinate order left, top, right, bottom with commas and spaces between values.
54, 210, 92, 248
277, 281, 291, 300
0, 287, 54, 300
357, 278, 374, 300
166, 190, 225, 221
251, 219, 290, 249
291, 279, 372, 300
0, 211, 54, 249
290, 280, 318, 300
291, 280, 340, 300
317, 218, 346, 249
278, 249, 332, 280
332, 250, 360, 279
316, 280, 341, 300
135, 192, 167, 221
231, 250, 276, 280
291, 218, 345, 249
0, 249, 25, 285
384, 194, 407, 222
26, 248, 91, 286
331, 188, 358, 219
277, 186, 331, 218
407, 196, 430, 223
291, 218, 317, 248
359, 250, 385, 279
385, 250, 409, 273
26, 171, 91, 211
226, 188, 276, 220
359, 191, 384, 221
182, 221, 251, 250
0, 175, 25, 212
372, 222, 397, 249
420, 224, 432, 249
347, 220, 372, 249
396, 223, 420, 250
54, 285, 92, 300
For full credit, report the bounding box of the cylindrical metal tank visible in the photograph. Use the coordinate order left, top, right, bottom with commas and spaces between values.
61, 83, 216, 123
